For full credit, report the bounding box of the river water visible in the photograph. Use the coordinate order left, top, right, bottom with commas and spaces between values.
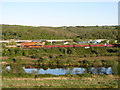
6, 66, 113, 75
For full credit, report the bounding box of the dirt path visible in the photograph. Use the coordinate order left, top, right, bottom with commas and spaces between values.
2, 56, 38, 61
3, 77, 69, 80
79, 56, 118, 61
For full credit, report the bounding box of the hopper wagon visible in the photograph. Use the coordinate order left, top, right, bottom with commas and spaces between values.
21, 41, 45, 48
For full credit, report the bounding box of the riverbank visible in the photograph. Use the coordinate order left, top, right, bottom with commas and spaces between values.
2, 74, 119, 88
2, 64, 119, 88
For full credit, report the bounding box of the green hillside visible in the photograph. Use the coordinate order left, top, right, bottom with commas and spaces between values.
2, 24, 118, 40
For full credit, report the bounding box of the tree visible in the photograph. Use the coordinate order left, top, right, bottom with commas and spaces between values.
2, 43, 6, 48
109, 40, 115, 44
45, 41, 51, 45
73, 38, 81, 42
9, 48, 15, 56
6, 41, 16, 45
23, 50, 29, 56
100, 40, 107, 44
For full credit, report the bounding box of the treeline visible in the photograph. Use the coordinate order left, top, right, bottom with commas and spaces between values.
2, 24, 119, 40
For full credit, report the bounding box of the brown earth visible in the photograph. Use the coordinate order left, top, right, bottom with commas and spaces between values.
79, 56, 118, 61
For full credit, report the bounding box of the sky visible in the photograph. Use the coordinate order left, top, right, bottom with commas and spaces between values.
0, 0, 119, 27
1, 0, 119, 2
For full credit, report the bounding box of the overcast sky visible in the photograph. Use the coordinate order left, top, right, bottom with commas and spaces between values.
0, 0, 118, 27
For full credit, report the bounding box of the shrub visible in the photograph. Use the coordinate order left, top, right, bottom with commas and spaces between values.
77, 73, 92, 77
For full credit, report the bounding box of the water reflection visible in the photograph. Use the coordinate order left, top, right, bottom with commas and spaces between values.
89, 67, 112, 75
106, 67, 112, 74
6, 66, 113, 75
6, 64, 25, 73
6, 66, 10, 70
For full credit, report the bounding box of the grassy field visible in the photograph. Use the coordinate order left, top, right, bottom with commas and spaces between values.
2, 75, 119, 88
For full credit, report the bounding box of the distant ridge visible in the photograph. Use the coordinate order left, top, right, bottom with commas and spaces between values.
2, 24, 118, 40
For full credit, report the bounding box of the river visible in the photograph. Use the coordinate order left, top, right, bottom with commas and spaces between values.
6, 65, 113, 75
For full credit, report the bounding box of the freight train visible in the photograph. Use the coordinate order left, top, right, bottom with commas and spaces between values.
22, 43, 119, 48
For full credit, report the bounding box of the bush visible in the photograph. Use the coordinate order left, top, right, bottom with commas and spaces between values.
37, 74, 57, 77
77, 73, 92, 77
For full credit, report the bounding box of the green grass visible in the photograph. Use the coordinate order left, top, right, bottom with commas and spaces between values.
2, 75, 119, 88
